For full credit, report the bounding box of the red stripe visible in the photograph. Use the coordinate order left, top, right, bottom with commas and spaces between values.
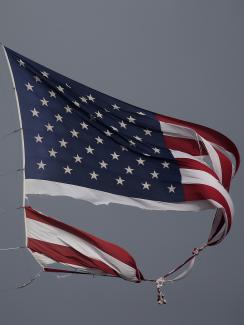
183, 184, 232, 242
215, 148, 232, 190
176, 158, 219, 180
162, 118, 235, 245
25, 207, 139, 271
157, 114, 240, 173
164, 136, 207, 156
28, 238, 119, 277
205, 149, 233, 242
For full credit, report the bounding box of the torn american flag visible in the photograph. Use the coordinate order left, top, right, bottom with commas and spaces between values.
25, 206, 143, 282
2, 46, 240, 302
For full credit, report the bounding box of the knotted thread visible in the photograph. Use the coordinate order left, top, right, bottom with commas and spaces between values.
155, 244, 207, 305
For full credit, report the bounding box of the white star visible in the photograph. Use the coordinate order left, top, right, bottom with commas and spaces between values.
70, 129, 79, 138
127, 116, 136, 123
95, 136, 104, 144
40, 97, 49, 107
119, 121, 127, 129
125, 166, 134, 174
90, 171, 98, 180
80, 96, 88, 103
136, 157, 145, 165
64, 105, 72, 113
80, 121, 88, 130
17, 59, 25, 67
37, 160, 46, 170
73, 154, 82, 163
137, 111, 146, 115
129, 139, 136, 147
133, 135, 142, 142
49, 90, 56, 98
116, 177, 125, 185
168, 184, 176, 193
162, 161, 170, 168
95, 111, 103, 119
104, 129, 113, 137
110, 126, 118, 132
30, 108, 39, 117
59, 139, 68, 148
56, 85, 64, 93
121, 146, 128, 151
112, 104, 120, 110
99, 160, 108, 169
111, 152, 120, 160
144, 129, 152, 136
73, 100, 80, 107
87, 94, 95, 102
33, 75, 41, 83
63, 165, 72, 174
152, 147, 160, 154
142, 182, 151, 190
55, 114, 63, 122
150, 170, 159, 179
34, 134, 43, 143
45, 123, 54, 132
85, 145, 94, 154
49, 148, 57, 157
41, 71, 49, 78
25, 82, 34, 91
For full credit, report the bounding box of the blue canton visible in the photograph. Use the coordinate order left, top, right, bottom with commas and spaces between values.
5, 47, 184, 202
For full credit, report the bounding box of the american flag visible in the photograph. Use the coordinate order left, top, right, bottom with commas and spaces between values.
25, 206, 143, 282
3, 46, 240, 295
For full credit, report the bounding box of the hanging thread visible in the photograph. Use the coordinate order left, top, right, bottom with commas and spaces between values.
0, 128, 22, 144
155, 244, 207, 305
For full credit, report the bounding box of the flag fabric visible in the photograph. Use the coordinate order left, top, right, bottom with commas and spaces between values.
25, 206, 143, 282
3, 47, 240, 292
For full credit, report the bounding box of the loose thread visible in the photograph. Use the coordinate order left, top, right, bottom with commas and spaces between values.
0, 168, 24, 177
0, 128, 22, 144
17, 270, 42, 289
155, 244, 207, 305
0, 270, 42, 293
0, 205, 26, 216
0, 245, 42, 292
0, 247, 42, 293
56, 274, 72, 279
0, 246, 25, 251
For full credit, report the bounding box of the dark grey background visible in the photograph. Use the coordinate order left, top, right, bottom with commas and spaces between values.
0, 1, 243, 324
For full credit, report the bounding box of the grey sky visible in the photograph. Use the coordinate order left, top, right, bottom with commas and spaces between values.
0, 1, 243, 324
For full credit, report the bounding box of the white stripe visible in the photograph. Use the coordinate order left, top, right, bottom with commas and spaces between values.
180, 168, 233, 214
197, 135, 222, 182
25, 179, 213, 211
161, 121, 235, 180
163, 123, 235, 243
161, 121, 223, 179
160, 120, 233, 158
32, 252, 56, 265
161, 121, 234, 243
160, 122, 196, 139
26, 218, 138, 282
171, 150, 207, 163
31, 252, 108, 275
